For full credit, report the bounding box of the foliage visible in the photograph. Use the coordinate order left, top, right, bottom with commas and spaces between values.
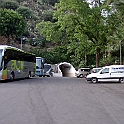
35, 37, 47, 47
0, 8, 27, 38
37, 0, 117, 67
16, 0, 25, 3
42, 0, 59, 6
36, 21, 68, 44
100, 55, 115, 66
17, 6, 37, 20
41, 46, 70, 64
42, 10, 54, 21
30, 45, 71, 64
103, 0, 124, 66
28, 36, 48, 47
0, 0, 124, 67
0, 0, 19, 10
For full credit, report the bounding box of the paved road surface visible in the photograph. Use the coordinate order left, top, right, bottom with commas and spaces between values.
0, 74, 124, 124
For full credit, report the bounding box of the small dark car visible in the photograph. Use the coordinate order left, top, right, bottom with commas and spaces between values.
43, 64, 53, 77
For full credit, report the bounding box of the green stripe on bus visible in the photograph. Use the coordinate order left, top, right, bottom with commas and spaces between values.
20, 61, 24, 70
11, 60, 24, 70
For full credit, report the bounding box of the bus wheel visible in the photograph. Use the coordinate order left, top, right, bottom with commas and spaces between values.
28, 72, 31, 78
10, 73, 14, 81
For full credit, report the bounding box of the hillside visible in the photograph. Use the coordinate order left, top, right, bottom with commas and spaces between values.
0, 0, 59, 51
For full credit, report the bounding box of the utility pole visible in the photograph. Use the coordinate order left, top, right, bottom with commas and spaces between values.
21, 37, 22, 49
21, 37, 26, 50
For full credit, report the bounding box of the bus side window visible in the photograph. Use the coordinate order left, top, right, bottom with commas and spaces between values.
0, 57, 4, 70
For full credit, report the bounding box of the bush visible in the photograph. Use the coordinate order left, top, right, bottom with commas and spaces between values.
100, 55, 115, 66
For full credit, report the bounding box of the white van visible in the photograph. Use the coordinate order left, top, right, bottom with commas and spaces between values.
86, 65, 124, 83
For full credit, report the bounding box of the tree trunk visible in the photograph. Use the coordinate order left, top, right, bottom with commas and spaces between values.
84, 54, 87, 65
96, 48, 100, 67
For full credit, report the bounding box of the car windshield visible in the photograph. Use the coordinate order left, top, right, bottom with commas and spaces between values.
94, 68, 101, 73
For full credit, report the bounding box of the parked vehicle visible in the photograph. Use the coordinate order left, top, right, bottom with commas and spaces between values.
86, 65, 124, 83
36, 57, 45, 77
43, 64, 53, 77
90, 67, 102, 73
75, 68, 90, 78
0, 45, 36, 81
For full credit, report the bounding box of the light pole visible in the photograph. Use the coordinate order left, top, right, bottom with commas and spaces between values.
21, 37, 22, 49
20, 37, 26, 50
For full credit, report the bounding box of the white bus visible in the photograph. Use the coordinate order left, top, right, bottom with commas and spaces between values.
36, 57, 53, 77
36, 57, 45, 77
0, 45, 36, 81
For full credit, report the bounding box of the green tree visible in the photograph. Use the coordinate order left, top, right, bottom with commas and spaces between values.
0, 0, 19, 10
16, 0, 25, 4
42, 0, 59, 6
0, 8, 27, 42
17, 6, 36, 20
42, 10, 54, 21
102, 0, 124, 65
40, 45, 70, 64
37, 0, 116, 67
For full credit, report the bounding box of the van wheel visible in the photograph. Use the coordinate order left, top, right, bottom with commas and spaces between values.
92, 77, 98, 83
119, 78, 124, 83
10, 73, 14, 81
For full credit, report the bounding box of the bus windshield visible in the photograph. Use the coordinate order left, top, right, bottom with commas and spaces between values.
36, 58, 44, 69
36, 59, 41, 69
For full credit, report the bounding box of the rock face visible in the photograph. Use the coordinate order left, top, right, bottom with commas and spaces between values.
58, 62, 76, 77
0, 36, 8, 45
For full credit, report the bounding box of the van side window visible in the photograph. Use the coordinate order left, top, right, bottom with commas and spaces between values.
112, 67, 124, 73
101, 68, 109, 74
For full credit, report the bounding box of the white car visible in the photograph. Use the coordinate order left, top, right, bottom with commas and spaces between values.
86, 65, 124, 83
43, 64, 53, 77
